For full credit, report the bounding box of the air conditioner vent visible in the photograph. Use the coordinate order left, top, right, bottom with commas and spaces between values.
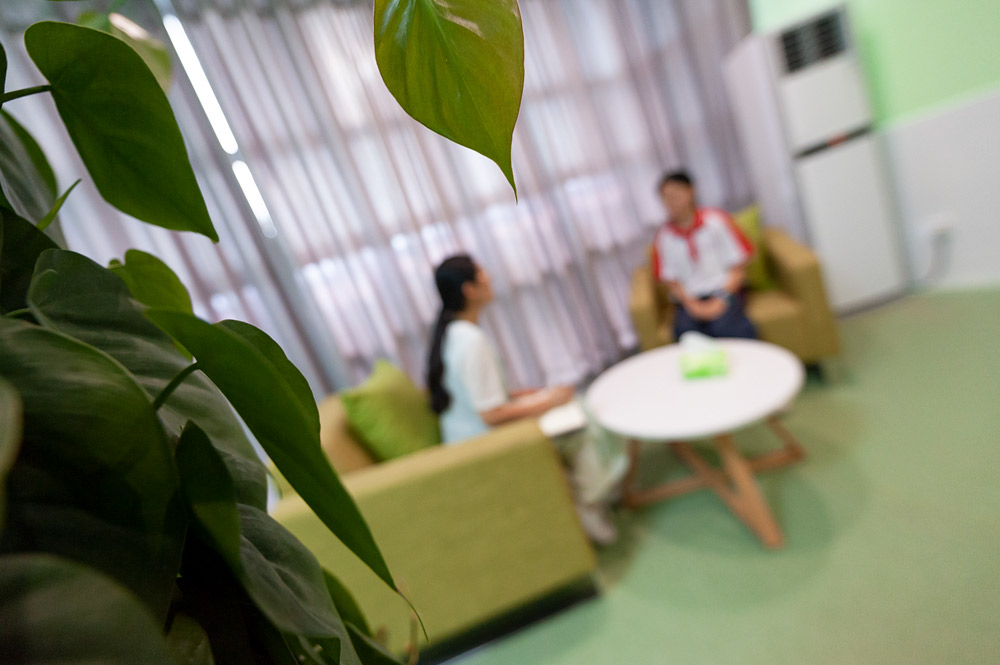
780, 10, 847, 74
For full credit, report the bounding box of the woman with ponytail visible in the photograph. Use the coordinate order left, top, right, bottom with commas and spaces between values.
427, 255, 625, 545
427, 255, 574, 443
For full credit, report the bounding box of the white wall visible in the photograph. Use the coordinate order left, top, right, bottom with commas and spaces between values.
884, 88, 1000, 290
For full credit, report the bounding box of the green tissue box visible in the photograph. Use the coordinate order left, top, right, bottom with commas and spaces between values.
681, 348, 729, 379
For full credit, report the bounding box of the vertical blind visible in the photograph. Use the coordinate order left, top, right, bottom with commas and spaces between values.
2, 0, 752, 397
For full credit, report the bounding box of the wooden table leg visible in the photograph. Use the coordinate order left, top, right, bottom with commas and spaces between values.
671, 441, 754, 526
624, 439, 710, 508
744, 417, 806, 473
715, 433, 785, 549
622, 439, 642, 508
623, 419, 803, 547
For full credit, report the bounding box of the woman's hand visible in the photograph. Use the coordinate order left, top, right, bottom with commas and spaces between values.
552, 386, 576, 406
480, 385, 575, 426
544, 385, 576, 407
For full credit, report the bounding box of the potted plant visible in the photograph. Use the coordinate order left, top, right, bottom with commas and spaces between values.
0, 0, 524, 662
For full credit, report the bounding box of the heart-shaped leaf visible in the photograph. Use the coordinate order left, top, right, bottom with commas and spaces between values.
238, 504, 360, 647
0, 377, 22, 532
0, 554, 178, 664
0, 207, 57, 314
219, 320, 319, 433
374, 0, 524, 194
76, 12, 174, 92
109, 249, 194, 315
24, 22, 217, 241
145, 310, 396, 591
26, 249, 267, 508
0, 317, 183, 622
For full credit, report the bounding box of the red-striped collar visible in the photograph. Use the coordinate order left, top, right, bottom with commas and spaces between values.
666, 209, 704, 238
660, 209, 706, 262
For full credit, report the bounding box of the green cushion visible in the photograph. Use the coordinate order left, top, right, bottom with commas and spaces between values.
340, 360, 440, 462
732, 205, 776, 292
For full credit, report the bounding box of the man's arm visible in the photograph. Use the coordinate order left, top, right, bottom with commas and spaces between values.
723, 265, 747, 295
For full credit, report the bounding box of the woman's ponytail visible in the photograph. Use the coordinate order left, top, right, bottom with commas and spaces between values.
427, 307, 456, 413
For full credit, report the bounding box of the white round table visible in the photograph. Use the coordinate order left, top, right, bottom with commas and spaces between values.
586, 340, 807, 548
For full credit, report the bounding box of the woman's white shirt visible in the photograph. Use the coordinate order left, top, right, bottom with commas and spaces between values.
440, 320, 508, 444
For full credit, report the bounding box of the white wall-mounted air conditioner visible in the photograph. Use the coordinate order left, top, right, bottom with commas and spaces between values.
724, 6, 908, 312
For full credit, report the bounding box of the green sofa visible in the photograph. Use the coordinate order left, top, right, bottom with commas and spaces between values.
272, 395, 597, 657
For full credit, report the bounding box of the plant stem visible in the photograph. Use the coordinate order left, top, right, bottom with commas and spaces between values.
1, 85, 53, 105
152, 362, 200, 411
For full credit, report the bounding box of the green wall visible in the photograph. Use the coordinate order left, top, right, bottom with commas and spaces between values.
748, 0, 1000, 125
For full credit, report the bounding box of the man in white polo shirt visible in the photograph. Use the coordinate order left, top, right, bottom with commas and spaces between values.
651, 170, 757, 340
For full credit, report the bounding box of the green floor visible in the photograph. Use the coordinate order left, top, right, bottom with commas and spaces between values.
454, 289, 1000, 665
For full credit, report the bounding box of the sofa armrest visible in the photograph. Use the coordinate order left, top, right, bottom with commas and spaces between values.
763, 228, 841, 359
272, 419, 595, 655
630, 266, 670, 350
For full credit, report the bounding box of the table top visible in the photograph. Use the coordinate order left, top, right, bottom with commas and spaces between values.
585, 339, 805, 441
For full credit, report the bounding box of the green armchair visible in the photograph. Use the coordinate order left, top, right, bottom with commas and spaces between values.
272, 395, 596, 656
630, 226, 841, 364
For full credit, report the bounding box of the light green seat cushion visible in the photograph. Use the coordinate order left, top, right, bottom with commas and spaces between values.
733, 205, 776, 292
340, 360, 440, 461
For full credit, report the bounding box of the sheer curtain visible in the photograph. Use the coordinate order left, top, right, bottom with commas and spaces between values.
2, 0, 752, 396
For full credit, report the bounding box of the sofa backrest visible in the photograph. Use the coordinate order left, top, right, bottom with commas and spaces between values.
318, 395, 376, 474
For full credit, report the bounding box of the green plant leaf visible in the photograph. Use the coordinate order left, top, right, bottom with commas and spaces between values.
175, 421, 361, 652
323, 568, 373, 638
36, 178, 78, 231
0, 377, 22, 532
1, 110, 58, 202
237, 504, 360, 647
0, 207, 57, 314
26, 249, 267, 508
0, 317, 184, 622
24, 22, 217, 241
166, 614, 217, 665
0, 554, 178, 664
220, 320, 319, 433
0, 110, 57, 221
374, 0, 524, 194
176, 423, 242, 571
76, 12, 174, 92
145, 310, 396, 591
109, 249, 194, 315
